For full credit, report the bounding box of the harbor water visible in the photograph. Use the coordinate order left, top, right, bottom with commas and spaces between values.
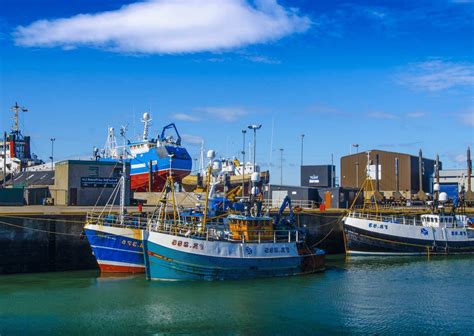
1, 255, 473, 335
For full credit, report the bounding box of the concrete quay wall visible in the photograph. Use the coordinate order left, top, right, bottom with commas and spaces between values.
0, 213, 96, 274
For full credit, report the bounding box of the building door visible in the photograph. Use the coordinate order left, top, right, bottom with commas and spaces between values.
69, 188, 77, 205
272, 190, 288, 208
324, 191, 332, 208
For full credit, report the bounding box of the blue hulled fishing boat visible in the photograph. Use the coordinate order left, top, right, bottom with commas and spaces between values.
143, 164, 325, 281
84, 127, 147, 273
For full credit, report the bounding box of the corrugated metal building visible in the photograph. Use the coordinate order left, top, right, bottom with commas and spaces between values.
340, 150, 439, 198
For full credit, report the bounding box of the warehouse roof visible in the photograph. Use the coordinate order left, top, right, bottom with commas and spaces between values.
12, 170, 55, 186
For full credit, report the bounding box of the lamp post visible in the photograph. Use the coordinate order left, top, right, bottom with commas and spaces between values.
280, 148, 284, 186
247, 124, 262, 172
50, 138, 56, 170
352, 144, 359, 154
2, 131, 6, 188
241, 129, 246, 198
300, 134, 305, 166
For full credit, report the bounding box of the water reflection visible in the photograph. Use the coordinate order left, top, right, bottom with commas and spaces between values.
0, 256, 473, 335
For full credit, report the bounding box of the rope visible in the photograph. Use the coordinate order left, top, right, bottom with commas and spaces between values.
0, 219, 81, 237
0, 214, 85, 224
0, 219, 146, 238
310, 227, 336, 248
92, 160, 120, 211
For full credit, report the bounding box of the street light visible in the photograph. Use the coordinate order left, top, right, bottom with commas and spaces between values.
280, 148, 284, 186
352, 144, 359, 154
50, 138, 56, 170
247, 124, 262, 171
241, 129, 247, 198
300, 134, 305, 166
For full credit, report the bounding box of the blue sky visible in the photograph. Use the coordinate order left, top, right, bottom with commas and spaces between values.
1, 0, 473, 185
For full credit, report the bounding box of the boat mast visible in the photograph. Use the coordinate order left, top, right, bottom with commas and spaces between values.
199, 140, 205, 174
11, 102, 28, 133
119, 126, 127, 224
202, 163, 213, 232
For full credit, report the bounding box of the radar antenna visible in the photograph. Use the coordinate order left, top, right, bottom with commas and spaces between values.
104, 127, 119, 159
142, 112, 152, 141
11, 102, 28, 132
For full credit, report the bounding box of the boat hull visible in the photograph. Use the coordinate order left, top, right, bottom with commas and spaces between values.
144, 231, 324, 281
344, 217, 474, 256
84, 224, 145, 273
131, 169, 190, 192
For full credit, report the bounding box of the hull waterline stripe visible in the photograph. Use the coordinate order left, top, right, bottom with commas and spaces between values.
97, 260, 145, 268
346, 227, 474, 250
147, 249, 314, 272
91, 245, 143, 255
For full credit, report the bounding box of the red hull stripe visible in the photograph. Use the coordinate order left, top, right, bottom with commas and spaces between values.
131, 170, 190, 192
99, 264, 145, 273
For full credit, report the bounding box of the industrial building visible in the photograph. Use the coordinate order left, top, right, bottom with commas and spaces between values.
50, 160, 130, 206
11, 170, 55, 205
300, 165, 336, 188
340, 149, 438, 199
430, 169, 474, 203
268, 185, 359, 209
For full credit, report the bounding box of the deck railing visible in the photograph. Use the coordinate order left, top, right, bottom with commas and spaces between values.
346, 211, 423, 226
86, 212, 303, 243
85, 212, 149, 229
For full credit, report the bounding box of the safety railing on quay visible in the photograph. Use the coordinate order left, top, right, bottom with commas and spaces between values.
262, 199, 316, 209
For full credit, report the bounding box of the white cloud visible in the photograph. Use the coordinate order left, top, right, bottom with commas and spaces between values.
455, 153, 467, 163
173, 113, 200, 122
181, 134, 203, 145
244, 55, 281, 64
460, 112, 474, 127
197, 106, 248, 122
368, 111, 398, 119
14, 0, 311, 54
307, 103, 344, 116
396, 59, 474, 91
406, 112, 426, 118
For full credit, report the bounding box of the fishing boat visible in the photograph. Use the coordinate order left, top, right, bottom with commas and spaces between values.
94, 112, 192, 192
343, 173, 474, 255
84, 214, 146, 272
344, 211, 474, 255
84, 127, 147, 273
143, 163, 325, 281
